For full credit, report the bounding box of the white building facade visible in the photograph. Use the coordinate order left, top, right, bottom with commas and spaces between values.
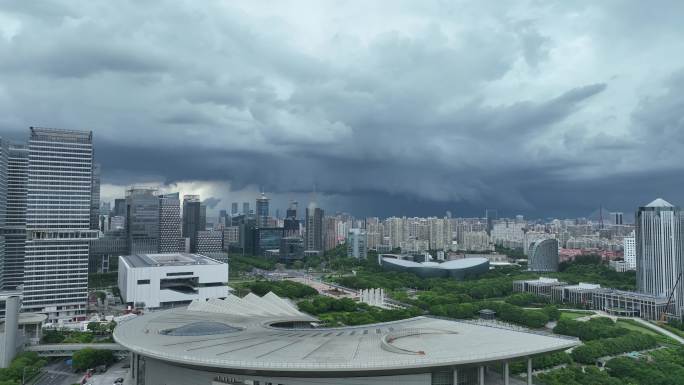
118, 253, 229, 309
623, 232, 636, 270
636, 198, 684, 317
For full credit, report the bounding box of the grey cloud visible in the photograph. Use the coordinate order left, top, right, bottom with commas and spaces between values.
1, 1, 684, 218
202, 197, 222, 209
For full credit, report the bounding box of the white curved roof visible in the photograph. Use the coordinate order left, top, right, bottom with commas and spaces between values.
440, 257, 489, 269
114, 292, 579, 373
382, 257, 488, 270
646, 198, 674, 208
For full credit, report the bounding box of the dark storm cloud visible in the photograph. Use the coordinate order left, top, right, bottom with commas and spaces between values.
202, 197, 222, 210
2, 0, 684, 217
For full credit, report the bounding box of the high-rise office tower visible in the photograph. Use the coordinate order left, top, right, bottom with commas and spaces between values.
242, 202, 249, 215
158, 192, 182, 252
286, 201, 297, 220
0, 138, 8, 288
23, 127, 96, 321
611, 212, 624, 226
90, 163, 100, 231
183, 195, 206, 252
256, 193, 270, 228
636, 198, 684, 317
126, 188, 160, 253
231, 202, 238, 215
113, 198, 126, 217
284, 201, 299, 236
485, 209, 498, 235
305, 202, 323, 251
3, 144, 28, 289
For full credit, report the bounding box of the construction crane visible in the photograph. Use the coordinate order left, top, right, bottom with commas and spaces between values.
660, 272, 683, 323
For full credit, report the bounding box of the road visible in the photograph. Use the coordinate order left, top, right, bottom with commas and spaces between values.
85, 359, 129, 385
35, 360, 80, 385
631, 317, 684, 344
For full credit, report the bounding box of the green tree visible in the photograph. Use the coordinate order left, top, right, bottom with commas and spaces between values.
72, 349, 115, 371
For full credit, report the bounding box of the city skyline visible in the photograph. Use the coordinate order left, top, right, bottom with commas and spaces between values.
2, 1, 684, 218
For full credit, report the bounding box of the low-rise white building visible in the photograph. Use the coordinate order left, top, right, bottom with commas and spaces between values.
118, 253, 229, 309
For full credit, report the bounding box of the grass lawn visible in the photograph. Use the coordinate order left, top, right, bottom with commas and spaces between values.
559, 310, 593, 320
659, 323, 684, 339
615, 319, 659, 337
616, 319, 679, 345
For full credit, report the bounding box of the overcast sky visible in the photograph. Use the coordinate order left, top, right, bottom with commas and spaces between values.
1, 1, 683, 219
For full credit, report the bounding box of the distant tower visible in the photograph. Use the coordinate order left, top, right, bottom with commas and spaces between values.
305, 201, 324, 251
485, 209, 498, 235
183, 195, 206, 253
256, 192, 270, 228
159, 192, 182, 252
126, 187, 160, 253
284, 200, 299, 236
636, 198, 684, 317
242, 202, 249, 215
611, 212, 624, 226
231, 202, 238, 215
90, 163, 101, 230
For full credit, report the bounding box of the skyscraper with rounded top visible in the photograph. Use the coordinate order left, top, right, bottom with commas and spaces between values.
256, 192, 270, 228
636, 198, 684, 317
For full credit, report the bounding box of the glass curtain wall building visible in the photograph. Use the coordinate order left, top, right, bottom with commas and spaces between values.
23, 127, 96, 321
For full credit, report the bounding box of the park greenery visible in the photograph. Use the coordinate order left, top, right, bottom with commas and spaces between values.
237, 280, 318, 299
229, 255, 278, 275
571, 332, 657, 364
88, 272, 118, 289
87, 321, 117, 335
297, 296, 422, 326
537, 347, 684, 385
554, 317, 629, 341
42, 329, 114, 344
0, 352, 46, 385
228, 250, 680, 385
509, 352, 572, 374
72, 348, 115, 371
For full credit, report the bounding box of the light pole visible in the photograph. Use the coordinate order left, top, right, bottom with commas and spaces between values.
21, 366, 30, 385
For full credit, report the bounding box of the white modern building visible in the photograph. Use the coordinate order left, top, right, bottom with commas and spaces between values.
636, 198, 684, 318
114, 293, 579, 385
118, 253, 229, 309
623, 232, 636, 270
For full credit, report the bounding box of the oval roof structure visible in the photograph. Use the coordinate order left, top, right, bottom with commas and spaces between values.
440, 257, 490, 269
114, 292, 579, 373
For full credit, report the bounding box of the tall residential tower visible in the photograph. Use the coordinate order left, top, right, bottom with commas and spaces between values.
183, 195, 206, 253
